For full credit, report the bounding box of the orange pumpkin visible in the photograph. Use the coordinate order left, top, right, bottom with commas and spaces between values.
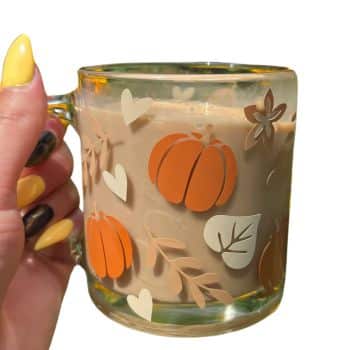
148, 132, 237, 212
86, 211, 133, 279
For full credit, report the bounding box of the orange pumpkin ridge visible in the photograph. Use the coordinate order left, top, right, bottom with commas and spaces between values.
185, 145, 225, 212
148, 133, 188, 183
106, 215, 133, 269
157, 138, 204, 204
99, 213, 125, 278
86, 216, 106, 278
215, 144, 238, 206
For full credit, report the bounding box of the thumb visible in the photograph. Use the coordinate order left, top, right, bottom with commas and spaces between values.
0, 34, 46, 302
0, 35, 46, 209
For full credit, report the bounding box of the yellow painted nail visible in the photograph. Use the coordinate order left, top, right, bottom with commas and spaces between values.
1, 34, 35, 87
17, 175, 45, 208
34, 219, 74, 251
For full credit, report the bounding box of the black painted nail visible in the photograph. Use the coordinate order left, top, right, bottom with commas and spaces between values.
23, 204, 54, 238
26, 131, 57, 167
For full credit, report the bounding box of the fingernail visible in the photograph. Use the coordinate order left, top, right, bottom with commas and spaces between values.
22, 204, 54, 238
1, 34, 35, 87
26, 131, 57, 167
34, 219, 73, 251
17, 175, 45, 209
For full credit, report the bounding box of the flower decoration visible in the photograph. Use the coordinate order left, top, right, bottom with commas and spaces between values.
244, 89, 287, 151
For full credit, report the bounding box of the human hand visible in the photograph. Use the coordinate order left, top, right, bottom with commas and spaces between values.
0, 35, 83, 350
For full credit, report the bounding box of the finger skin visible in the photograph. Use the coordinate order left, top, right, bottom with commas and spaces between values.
0, 69, 47, 305
0, 209, 24, 303
0, 69, 46, 209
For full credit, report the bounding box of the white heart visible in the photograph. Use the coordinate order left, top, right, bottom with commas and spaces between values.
127, 288, 153, 321
102, 164, 127, 202
121, 88, 152, 125
172, 86, 195, 101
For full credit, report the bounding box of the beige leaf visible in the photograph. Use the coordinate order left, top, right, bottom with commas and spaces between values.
208, 288, 233, 305
82, 135, 93, 150
100, 138, 110, 171
188, 281, 206, 309
146, 244, 158, 269
193, 273, 220, 285
82, 159, 89, 189
173, 257, 202, 270
89, 150, 97, 181
167, 265, 183, 296
92, 116, 105, 139
155, 238, 186, 250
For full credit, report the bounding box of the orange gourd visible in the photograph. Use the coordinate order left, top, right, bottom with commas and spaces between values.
148, 132, 237, 212
86, 211, 133, 279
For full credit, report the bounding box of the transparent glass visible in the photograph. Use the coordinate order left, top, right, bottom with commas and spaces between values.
50, 62, 297, 336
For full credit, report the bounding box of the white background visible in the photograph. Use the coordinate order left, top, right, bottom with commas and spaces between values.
1, 0, 349, 349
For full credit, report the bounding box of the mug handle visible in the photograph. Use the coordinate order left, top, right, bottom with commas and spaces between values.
48, 93, 75, 126
47, 92, 83, 265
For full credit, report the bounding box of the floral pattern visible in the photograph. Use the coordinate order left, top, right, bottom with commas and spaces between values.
244, 88, 287, 151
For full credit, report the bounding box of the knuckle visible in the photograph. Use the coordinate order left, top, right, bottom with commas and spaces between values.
0, 185, 17, 211
67, 180, 80, 207
54, 144, 74, 178
0, 209, 24, 242
0, 111, 27, 125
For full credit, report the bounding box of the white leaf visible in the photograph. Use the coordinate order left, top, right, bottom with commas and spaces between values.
121, 88, 152, 125
103, 163, 127, 202
203, 214, 261, 269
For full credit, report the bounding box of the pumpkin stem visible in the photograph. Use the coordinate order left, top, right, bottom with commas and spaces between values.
201, 124, 215, 145
93, 201, 100, 219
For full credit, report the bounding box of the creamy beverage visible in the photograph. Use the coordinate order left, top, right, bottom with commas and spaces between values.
75, 96, 295, 304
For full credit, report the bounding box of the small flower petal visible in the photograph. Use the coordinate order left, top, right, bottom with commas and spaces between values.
244, 105, 259, 123
254, 124, 265, 139
244, 124, 261, 151
269, 103, 287, 122
264, 89, 274, 113
253, 111, 266, 122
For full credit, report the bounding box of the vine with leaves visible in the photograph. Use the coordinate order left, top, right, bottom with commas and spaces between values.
82, 113, 111, 192
144, 224, 233, 309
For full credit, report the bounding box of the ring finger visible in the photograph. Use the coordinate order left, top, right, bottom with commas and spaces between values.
22, 179, 79, 242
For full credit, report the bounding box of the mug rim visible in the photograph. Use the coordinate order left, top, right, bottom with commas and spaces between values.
78, 62, 295, 82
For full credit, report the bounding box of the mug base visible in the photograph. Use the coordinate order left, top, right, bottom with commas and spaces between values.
86, 275, 283, 337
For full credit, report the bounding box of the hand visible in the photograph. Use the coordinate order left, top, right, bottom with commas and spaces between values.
0, 35, 83, 350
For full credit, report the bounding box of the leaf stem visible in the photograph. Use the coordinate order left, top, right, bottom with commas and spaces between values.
146, 228, 222, 295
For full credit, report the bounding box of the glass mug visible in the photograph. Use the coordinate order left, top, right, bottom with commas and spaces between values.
48, 63, 297, 336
